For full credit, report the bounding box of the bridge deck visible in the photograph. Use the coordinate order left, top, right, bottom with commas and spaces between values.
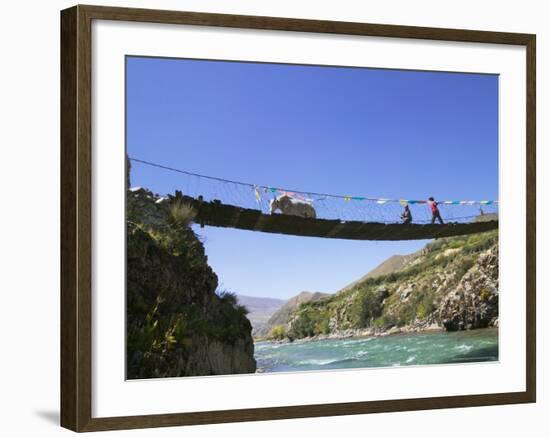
176, 194, 498, 241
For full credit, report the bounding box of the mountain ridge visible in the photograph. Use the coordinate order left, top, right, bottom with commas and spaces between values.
236, 295, 285, 336
337, 252, 420, 294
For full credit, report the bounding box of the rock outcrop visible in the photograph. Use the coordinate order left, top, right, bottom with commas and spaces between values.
438, 245, 499, 331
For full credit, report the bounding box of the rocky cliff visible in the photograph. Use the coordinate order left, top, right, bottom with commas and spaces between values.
126, 187, 256, 378
284, 230, 498, 340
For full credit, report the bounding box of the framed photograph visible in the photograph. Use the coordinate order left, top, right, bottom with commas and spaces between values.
60, 5, 536, 432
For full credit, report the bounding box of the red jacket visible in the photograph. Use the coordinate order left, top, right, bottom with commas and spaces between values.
429, 201, 439, 213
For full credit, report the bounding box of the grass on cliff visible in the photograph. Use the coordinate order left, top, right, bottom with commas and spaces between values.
170, 200, 196, 226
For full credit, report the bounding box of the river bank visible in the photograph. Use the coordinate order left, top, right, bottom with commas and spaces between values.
255, 327, 498, 373
255, 321, 447, 345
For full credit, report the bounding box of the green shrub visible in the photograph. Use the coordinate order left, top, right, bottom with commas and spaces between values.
373, 314, 397, 329
288, 307, 330, 338
315, 317, 331, 335
268, 325, 288, 340
416, 291, 436, 319
386, 288, 436, 326
349, 289, 384, 327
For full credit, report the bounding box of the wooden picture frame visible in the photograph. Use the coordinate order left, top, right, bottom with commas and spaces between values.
61, 4, 536, 432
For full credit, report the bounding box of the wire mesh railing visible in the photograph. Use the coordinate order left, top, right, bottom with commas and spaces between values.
129, 157, 498, 225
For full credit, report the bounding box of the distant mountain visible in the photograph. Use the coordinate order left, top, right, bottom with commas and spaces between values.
257, 291, 330, 338
236, 295, 285, 336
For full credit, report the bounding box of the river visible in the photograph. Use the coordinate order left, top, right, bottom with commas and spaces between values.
254, 328, 498, 373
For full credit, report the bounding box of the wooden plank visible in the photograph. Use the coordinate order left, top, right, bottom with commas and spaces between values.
324, 221, 348, 238
253, 212, 271, 231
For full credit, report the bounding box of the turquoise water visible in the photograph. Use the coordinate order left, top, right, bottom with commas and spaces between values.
255, 328, 498, 373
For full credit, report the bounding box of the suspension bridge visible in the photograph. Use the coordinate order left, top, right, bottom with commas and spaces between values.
130, 158, 498, 241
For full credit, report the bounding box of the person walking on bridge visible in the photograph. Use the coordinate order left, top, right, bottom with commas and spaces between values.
400, 204, 412, 224
428, 197, 444, 224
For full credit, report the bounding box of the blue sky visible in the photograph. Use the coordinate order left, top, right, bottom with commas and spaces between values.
126, 56, 498, 299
